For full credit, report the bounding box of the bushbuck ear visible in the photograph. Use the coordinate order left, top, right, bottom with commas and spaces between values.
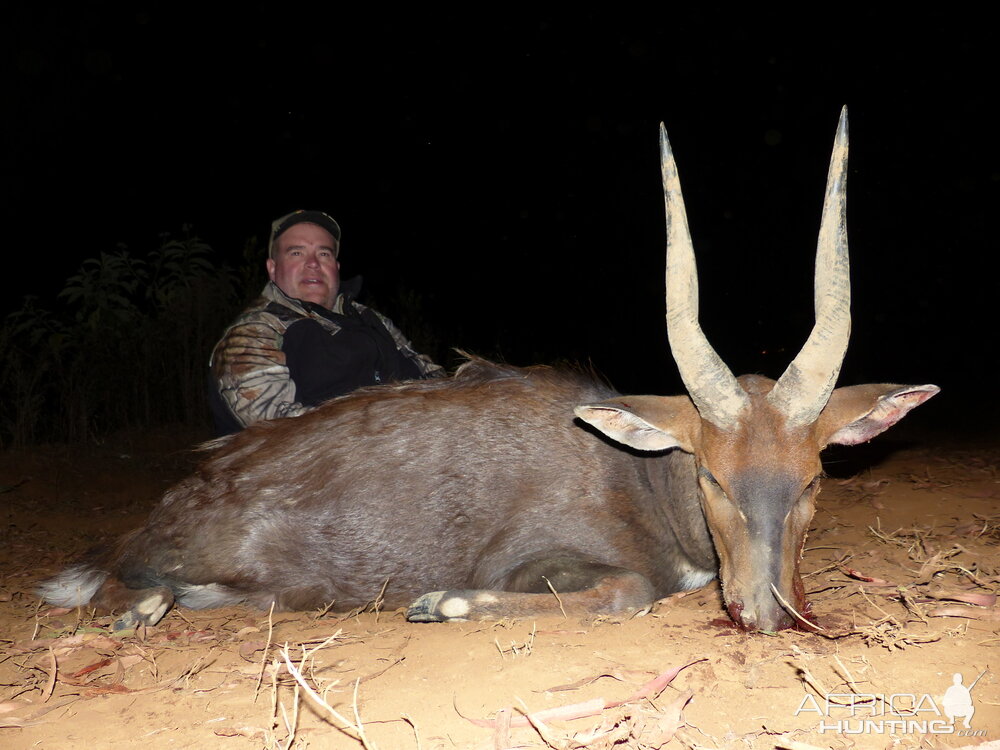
819, 384, 940, 446
575, 395, 700, 453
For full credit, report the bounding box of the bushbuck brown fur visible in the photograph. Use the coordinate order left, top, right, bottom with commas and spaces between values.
39, 108, 938, 631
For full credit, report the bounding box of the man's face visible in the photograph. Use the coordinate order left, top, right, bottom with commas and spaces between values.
267, 222, 340, 309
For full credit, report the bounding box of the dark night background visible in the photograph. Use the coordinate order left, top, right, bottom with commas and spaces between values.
4, 8, 997, 439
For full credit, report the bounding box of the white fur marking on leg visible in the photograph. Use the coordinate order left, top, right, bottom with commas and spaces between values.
135, 592, 171, 625
439, 597, 470, 619
136, 592, 166, 616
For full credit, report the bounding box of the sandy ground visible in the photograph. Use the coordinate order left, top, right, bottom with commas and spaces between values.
1, 427, 998, 749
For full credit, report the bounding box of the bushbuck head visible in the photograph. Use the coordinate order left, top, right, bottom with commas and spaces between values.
576, 108, 939, 631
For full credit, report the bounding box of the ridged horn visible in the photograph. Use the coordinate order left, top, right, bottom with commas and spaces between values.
662, 123, 749, 428
767, 106, 851, 425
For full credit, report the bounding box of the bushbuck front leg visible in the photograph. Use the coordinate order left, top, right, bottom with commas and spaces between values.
407, 558, 656, 621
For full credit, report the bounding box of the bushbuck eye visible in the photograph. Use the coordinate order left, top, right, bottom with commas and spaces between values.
699, 468, 721, 488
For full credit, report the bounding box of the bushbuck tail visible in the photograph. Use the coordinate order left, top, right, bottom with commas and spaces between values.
38, 107, 937, 631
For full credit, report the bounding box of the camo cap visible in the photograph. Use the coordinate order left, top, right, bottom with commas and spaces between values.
269, 210, 342, 258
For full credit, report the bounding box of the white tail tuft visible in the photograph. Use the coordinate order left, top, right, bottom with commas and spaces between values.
36, 565, 107, 607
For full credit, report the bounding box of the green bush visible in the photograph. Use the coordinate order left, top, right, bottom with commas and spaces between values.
0, 232, 243, 446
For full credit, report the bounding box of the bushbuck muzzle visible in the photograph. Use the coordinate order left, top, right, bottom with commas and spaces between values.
38, 107, 938, 633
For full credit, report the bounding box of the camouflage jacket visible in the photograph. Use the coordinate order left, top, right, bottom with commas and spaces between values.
209, 279, 443, 433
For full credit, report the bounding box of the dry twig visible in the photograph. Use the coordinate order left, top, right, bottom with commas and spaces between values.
280, 642, 374, 749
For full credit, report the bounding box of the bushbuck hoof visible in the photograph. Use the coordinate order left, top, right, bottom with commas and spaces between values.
111, 586, 174, 630
406, 591, 471, 622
